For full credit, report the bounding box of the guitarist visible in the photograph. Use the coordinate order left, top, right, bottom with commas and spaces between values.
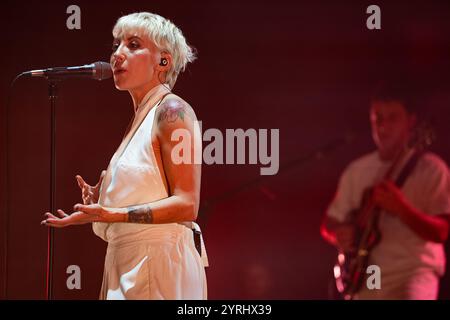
321, 83, 450, 299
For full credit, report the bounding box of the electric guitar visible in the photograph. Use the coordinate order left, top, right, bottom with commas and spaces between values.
333, 122, 435, 300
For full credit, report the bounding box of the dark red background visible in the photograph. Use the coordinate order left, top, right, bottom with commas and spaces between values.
1, 0, 450, 299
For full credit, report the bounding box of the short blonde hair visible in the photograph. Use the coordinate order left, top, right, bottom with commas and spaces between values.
113, 12, 196, 89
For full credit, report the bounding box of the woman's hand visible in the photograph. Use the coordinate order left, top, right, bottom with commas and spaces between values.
76, 171, 106, 205
41, 209, 98, 228
41, 204, 125, 228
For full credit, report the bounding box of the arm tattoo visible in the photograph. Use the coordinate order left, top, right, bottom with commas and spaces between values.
127, 205, 153, 224
157, 101, 187, 124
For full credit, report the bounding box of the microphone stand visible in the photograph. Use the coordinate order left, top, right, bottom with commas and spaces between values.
5, 66, 110, 299
46, 79, 58, 300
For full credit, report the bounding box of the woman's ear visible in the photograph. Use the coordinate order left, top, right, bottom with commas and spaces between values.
157, 53, 172, 72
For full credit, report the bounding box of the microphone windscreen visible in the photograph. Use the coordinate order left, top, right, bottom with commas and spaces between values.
93, 61, 112, 80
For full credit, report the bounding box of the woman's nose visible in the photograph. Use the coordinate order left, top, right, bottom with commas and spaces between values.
112, 52, 124, 65
112, 46, 125, 65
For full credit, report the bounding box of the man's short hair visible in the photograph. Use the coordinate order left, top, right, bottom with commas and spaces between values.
370, 81, 421, 115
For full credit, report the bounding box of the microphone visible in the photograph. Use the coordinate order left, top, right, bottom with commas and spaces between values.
22, 61, 112, 80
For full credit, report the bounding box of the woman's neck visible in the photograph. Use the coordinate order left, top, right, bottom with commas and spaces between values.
129, 80, 162, 110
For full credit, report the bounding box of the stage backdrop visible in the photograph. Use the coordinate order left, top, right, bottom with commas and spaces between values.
1, 0, 450, 299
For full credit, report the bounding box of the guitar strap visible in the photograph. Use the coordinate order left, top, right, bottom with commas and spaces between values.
394, 150, 424, 188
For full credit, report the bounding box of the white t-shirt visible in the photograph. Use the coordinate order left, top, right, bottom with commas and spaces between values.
327, 151, 450, 276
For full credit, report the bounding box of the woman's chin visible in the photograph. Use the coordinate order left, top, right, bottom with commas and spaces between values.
114, 83, 129, 91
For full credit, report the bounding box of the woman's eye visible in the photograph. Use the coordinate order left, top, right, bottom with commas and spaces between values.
129, 41, 140, 49
112, 43, 119, 52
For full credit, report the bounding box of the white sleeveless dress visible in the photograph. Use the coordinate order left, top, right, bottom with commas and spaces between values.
93, 84, 208, 299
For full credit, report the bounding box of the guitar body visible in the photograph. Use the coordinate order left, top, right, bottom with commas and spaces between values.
334, 201, 382, 299
333, 209, 381, 300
